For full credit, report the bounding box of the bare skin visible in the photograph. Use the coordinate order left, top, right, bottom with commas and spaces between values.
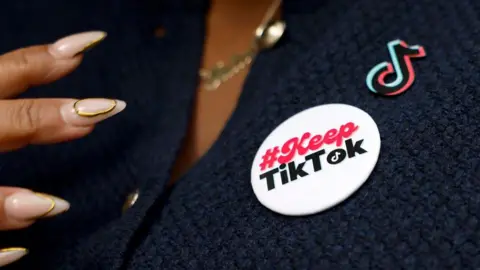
170, 0, 274, 181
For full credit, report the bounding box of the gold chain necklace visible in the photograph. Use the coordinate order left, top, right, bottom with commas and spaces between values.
199, 0, 285, 91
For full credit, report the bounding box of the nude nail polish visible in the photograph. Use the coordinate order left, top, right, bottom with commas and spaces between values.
0, 248, 28, 267
60, 98, 126, 127
48, 31, 106, 59
4, 192, 70, 220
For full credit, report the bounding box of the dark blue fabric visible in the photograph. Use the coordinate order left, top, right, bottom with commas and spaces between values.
0, 0, 479, 269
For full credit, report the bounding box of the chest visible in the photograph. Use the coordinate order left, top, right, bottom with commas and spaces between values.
169, 7, 268, 180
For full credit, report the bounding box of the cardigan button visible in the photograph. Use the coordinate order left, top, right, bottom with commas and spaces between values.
122, 190, 139, 212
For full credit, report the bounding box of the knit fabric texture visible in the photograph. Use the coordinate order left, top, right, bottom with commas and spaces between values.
0, 0, 479, 269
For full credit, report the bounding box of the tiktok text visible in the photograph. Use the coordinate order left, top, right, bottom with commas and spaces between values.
257, 122, 368, 191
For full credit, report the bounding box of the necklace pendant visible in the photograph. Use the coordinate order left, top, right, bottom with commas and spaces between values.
204, 79, 222, 91
201, 61, 236, 90
199, 0, 284, 91
200, 49, 257, 91
200, 62, 229, 90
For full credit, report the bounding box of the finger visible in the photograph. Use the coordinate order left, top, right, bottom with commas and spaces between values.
0, 187, 70, 230
0, 98, 126, 152
0, 188, 70, 266
0, 31, 106, 98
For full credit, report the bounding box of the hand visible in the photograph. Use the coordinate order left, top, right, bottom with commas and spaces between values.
0, 31, 126, 267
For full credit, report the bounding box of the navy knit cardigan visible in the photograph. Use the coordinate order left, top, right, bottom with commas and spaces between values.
0, 0, 479, 269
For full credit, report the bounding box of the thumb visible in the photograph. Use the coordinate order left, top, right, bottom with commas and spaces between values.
0, 31, 106, 98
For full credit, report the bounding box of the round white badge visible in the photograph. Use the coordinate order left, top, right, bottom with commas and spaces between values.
251, 104, 381, 216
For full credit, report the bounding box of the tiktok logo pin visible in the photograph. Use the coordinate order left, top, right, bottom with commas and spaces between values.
366, 39, 426, 96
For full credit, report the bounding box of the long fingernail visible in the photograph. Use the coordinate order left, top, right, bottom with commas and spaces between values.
4, 192, 70, 220
61, 98, 126, 127
0, 248, 28, 267
48, 31, 107, 59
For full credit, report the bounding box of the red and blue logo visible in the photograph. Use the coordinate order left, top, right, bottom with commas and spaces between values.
366, 39, 426, 96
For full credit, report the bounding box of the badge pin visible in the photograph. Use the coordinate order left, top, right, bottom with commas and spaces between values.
366, 39, 426, 96
251, 104, 381, 216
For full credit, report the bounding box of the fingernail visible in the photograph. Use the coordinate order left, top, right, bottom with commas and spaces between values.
4, 192, 70, 221
0, 248, 28, 267
48, 31, 107, 59
61, 98, 126, 127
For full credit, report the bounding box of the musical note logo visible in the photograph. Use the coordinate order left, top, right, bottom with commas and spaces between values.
366, 39, 426, 96
331, 151, 341, 163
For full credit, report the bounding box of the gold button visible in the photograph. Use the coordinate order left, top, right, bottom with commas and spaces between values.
153, 26, 166, 38
122, 190, 139, 212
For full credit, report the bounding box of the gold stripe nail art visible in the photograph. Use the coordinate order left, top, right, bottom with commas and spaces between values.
73, 98, 117, 117
31, 193, 56, 219
75, 33, 106, 56
0, 248, 27, 253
